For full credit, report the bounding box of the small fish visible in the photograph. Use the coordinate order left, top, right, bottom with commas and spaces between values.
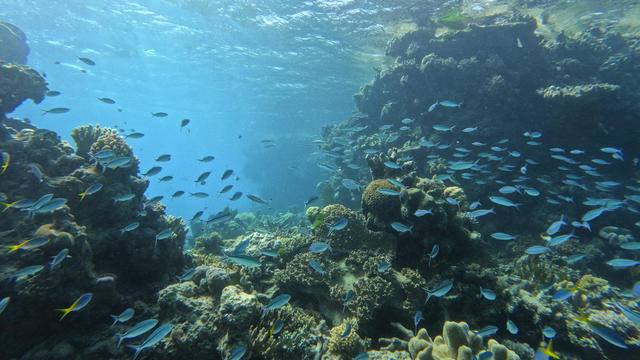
41, 107, 70, 115
46, 90, 61, 96
552, 289, 575, 302
428, 100, 439, 112
226, 254, 261, 267
414, 311, 423, 335
304, 196, 319, 207
120, 222, 140, 235
542, 326, 557, 339
507, 319, 519, 334
246, 193, 268, 204
79, 183, 103, 200
116, 319, 159, 348
414, 209, 433, 216
490, 232, 518, 241
378, 189, 401, 196
50, 248, 70, 270
564, 253, 587, 263
221, 169, 234, 180
155, 229, 173, 248
11, 265, 45, 279
526, 245, 551, 255
428, 244, 439, 267
424, 280, 453, 304
152, 112, 168, 117
198, 155, 214, 162
433, 124, 455, 132
468, 208, 495, 218
262, 294, 291, 317
226, 347, 246, 360
21, 237, 49, 250
180, 119, 190, 127
391, 222, 413, 233
439, 100, 462, 108
383, 161, 401, 169
1, 152, 9, 174
172, 191, 185, 198
191, 211, 204, 221
189, 192, 209, 198
218, 185, 233, 194
340, 323, 352, 338
230, 192, 243, 201
195, 171, 211, 184
143, 166, 162, 177
572, 317, 628, 349
309, 242, 331, 253
97, 97, 115, 104
155, 154, 171, 162
462, 127, 477, 133
536, 339, 560, 360
33, 198, 68, 213
110, 308, 135, 327
309, 260, 325, 276
606, 258, 640, 269
260, 249, 278, 257
489, 196, 521, 209
0, 297, 9, 315
128, 323, 173, 360
271, 319, 284, 335
480, 287, 496, 301
343, 290, 354, 313
125, 132, 145, 139
77, 56, 95, 65
177, 268, 196, 282
377, 261, 390, 273
327, 218, 348, 235
474, 325, 498, 337
56, 293, 93, 321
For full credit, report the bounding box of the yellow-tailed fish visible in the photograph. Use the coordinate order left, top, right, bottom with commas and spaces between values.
538, 339, 560, 359
1, 152, 9, 174
1, 199, 23, 213
56, 293, 93, 321
6, 239, 30, 253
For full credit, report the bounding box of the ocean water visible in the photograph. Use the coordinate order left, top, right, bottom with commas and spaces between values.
2, 0, 640, 359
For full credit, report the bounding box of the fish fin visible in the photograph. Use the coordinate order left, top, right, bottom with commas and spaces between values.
56, 307, 71, 321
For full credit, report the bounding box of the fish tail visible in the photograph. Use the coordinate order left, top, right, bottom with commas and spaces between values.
127, 345, 142, 360
56, 307, 71, 321
110, 315, 117, 328
40, 109, 48, 115
78, 192, 86, 201
116, 334, 123, 348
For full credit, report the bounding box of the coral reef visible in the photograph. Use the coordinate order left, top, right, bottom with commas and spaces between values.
0, 63, 47, 115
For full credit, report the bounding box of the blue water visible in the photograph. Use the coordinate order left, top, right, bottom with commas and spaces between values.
1, 0, 397, 220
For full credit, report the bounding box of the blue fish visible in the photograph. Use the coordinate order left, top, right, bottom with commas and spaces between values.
480, 287, 496, 301
414, 209, 433, 216
428, 244, 439, 267
340, 323, 352, 338
474, 325, 498, 338
309, 242, 332, 253
383, 161, 401, 169
606, 258, 640, 269
308, 261, 325, 276
490, 232, 518, 241
226, 347, 246, 360
343, 290, 354, 314
414, 311, 423, 335
377, 261, 390, 273
424, 280, 453, 304
506, 319, 519, 335
378, 189, 401, 196
542, 326, 557, 339
391, 222, 413, 233
262, 294, 291, 318
327, 218, 348, 236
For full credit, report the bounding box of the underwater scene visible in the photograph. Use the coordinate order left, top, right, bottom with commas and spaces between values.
1, 0, 640, 359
